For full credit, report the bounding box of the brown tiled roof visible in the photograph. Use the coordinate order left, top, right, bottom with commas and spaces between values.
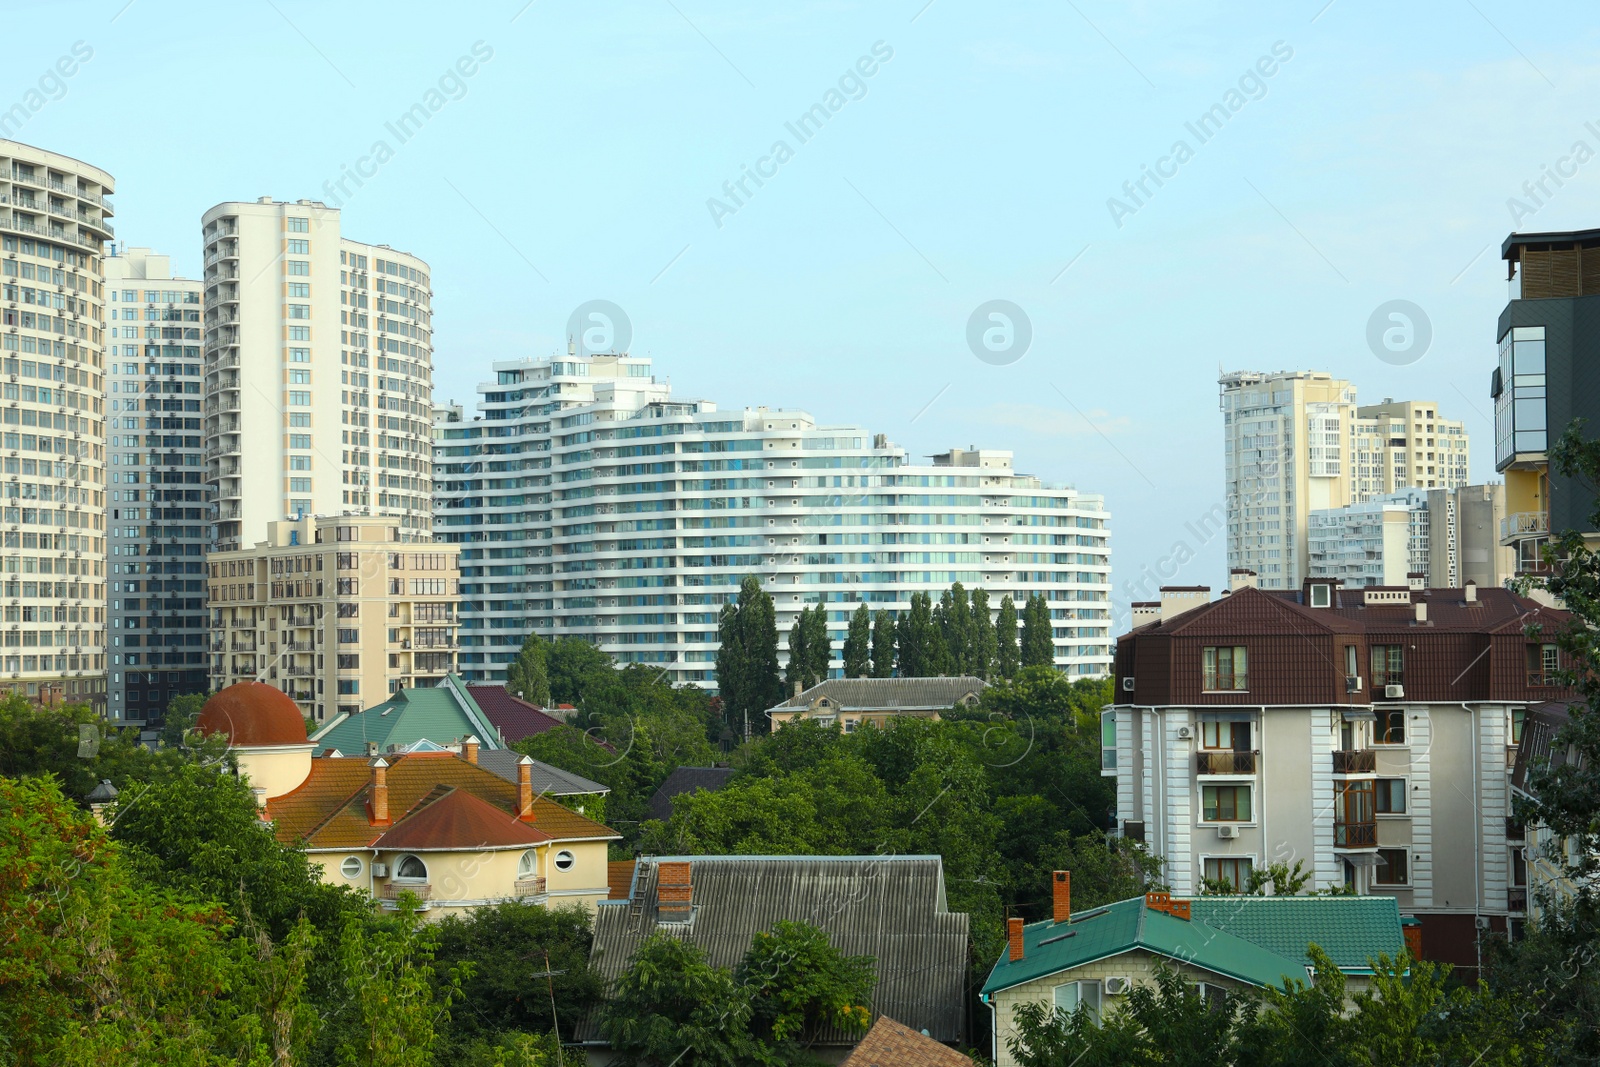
197, 682, 309, 746
769, 677, 987, 713
372, 787, 552, 851
842, 1016, 974, 1067
466, 685, 614, 751
266, 752, 620, 851
607, 860, 637, 900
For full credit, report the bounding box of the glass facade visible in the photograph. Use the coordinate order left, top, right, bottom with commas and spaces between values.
1494, 325, 1548, 467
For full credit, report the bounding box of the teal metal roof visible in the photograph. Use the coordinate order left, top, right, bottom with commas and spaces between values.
309, 676, 501, 756
981, 894, 1405, 997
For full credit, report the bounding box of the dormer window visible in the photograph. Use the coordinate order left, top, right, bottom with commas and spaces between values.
1310, 584, 1331, 608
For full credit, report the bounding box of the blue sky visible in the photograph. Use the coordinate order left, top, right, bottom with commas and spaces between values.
7, 0, 1599, 626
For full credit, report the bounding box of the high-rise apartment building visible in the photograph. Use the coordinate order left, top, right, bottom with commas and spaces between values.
104, 246, 211, 725
1307, 483, 1514, 591
434, 353, 1113, 687
207, 513, 460, 722
1495, 228, 1600, 576
0, 140, 112, 712
1221, 371, 1470, 589
201, 199, 435, 553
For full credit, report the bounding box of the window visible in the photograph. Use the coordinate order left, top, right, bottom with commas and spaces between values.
1375, 778, 1406, 814
287, 239, 310, 254
1201, 719, 1251, 751
289, 456, 311, 471
1528, 643, 1559, 685
1371, 645, 1404, 687
288, 260, 310, 276
1053, 980, 1101, 1022
290, 433, 312, 449
1310, 583, 1331, 607
1202, 646, 1247, 691
287, 283, 310, 298
518, 850, 539, 879
1375, 710, 1405, 745
290, 369, 311, 384
288, 217, 309, 233
288, 304, 310, 319
1202, 785, 1251, 822
395, 854, 427, 881
1101, 711, 1117, 770
288, 391, 311, 405
1374, 848, 1408, 886
290, 412, 311, 427
289, 347, 310, 362
553, 849, 575, 872
289, 478, 311, 492
1335, 781, 1375, 846
340, 856, 363, 879
1511, 708, 1526, 746
1204, 856, 1254, 891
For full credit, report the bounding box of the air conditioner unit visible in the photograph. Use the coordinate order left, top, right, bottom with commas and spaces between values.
1345, 675, 1363, 694
1176, 725, 1192, 740
1216, 824, 1239, 840
1384, 684, 1405, 700
1121, 676, 1135, 692
371, 862, 388, 878
1103, 976, 1133, 995
1474, 916, 1492, 930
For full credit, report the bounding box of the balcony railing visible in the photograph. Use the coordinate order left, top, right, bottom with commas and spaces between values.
1508, 887, 1528, 912
1501, 511, 1549, 542
1528, 672, 1562, 688
1196, 750, 1258, 775
513, 877, 548, 897
1333, 820, 1377, 848
1332, 749, 1376, 774
379, 882, 431, 901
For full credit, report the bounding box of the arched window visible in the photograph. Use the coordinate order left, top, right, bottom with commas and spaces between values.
396, 854, 428, 881
340, 856, 363, 879
517, 850, 539, 879
554, 849, 576, 872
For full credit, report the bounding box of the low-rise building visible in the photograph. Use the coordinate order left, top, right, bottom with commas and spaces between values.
1105, 577, 1575, 973
767, 676, 987, 732
1510, 700, 1594, 922
207, 513, 459, 722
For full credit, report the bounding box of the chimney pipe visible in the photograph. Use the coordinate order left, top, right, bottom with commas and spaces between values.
517, 755, 535, 821
365, 740, 378, 757
1007, 917, 1025, 961
1052, 870, 1071, 924
370, 758, 391, 825
658, 861, 693, 919
1414, 601, 1428, 624
462, 734, 479, 765
793, 679, 803, 698
1464, 581, 1477, 603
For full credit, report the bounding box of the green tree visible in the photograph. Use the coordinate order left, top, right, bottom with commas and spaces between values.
926, 618, 954, 677
739, 920, 875, 1046
715, 602, 747, 734
1021, 593, 1054, 668
804, 602, 831, 685
842, 603, 871, 679
719, 575, 781, 740
597, 934, 761, 1067
160, 691, 208, 749
786, 607, 812, 693
544, 636, 614, 706
1199, 858, 1311, 897
996, 594, 1020, 678
332, 902, 465, 1067
870, 609, 895, 678
970, 587, 996, 680
943, 582, 974, 675
505, 633, 553, 707
897, 592, 934, 677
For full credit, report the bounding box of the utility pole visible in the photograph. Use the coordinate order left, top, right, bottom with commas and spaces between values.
529, 949, 566, 1067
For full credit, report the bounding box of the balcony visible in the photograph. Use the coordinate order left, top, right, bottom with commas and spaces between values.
513, 877, 547, 898
1508, 887, 1529, 912
379, 882, 431, 901
1333, 820, 1377, 848
1332, 749, 1376, 774
1528, 672, 1563, 688
1196, 750, 1257, 775
1500, 511, 1549, 545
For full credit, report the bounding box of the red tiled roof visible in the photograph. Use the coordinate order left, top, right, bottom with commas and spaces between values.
372, 787, 552, 851
607, 860, 637, 900
197, 682, 309, 746
466, 685, 613, 750
840, 1015, 973, 1066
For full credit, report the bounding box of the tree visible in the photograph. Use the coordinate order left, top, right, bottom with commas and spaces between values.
804, 603, 831, 685
1021, 593, 1055, 668
896, 592, 934, 678
739, 920, 875, 1046
1199, 858, 1311, 897
870, 610, 895, 678
996, 595, 1020, 678
970, 587, 997, 680
597, 934, 761, 1066
786, 607, 811, 693
505, 633, 553, 707
543, 637, 613, 706
332, 903, 465, 1067
161, 691, 208, 750
943, 582, 974, 675
842, 603, 871, 679
715, 602, 747, 734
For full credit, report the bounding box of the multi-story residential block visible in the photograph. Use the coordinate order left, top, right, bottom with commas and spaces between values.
1221, 371, 1470, 589
1307, 484, 1515, 591
1424, 483, 1515, 589
201, 199, 434, 553
0, 140, 112, 712
207, 513, 459, 722
103, 246, 210, 726
1105, 576, 1575, 971
1494, 228, 1600, 577
434, 353, 1113, 687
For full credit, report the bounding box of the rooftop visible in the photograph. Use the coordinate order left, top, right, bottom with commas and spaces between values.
769, 676, 988, 713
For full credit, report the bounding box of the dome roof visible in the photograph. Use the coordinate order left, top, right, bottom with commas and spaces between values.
196, 683, 309, 747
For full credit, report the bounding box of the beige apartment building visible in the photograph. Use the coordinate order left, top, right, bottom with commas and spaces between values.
0, 140, 112, 711
1220, 371, 1469, 589
207, 514, 460, 722
201, 198, 434, 554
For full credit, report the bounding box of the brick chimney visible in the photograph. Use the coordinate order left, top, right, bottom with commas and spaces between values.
462, 734, 479, 765
793, 679, 803, 698
516, 755, 536, 822
1007, 916, 1025, 961
658, 861, 693, 920
1052, 870, 1071, 924
370, 758, 391, 826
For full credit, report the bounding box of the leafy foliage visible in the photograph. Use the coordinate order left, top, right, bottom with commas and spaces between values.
717, 575, 782, 740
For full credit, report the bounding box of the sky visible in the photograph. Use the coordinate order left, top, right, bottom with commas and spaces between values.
6, 0, 1600, 629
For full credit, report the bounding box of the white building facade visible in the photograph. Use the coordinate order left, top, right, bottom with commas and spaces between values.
434, 354, 1113, 687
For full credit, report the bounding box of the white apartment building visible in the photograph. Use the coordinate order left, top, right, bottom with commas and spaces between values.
201, 199, 435, 553
104, 247, 211, 725
1220, 371, 1469, 590
0, 140, 112, 712
434, 353, 1113, 687
1308, 489, 1430, 588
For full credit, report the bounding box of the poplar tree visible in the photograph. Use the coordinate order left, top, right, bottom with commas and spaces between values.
716, 575, 781, 739
970, 587, 996, 680
870, 610, 895, 678
995, 594, 1020, 679
804, 604, 831, 685
843, 604, 871, 678
1021, 593, 1056, 668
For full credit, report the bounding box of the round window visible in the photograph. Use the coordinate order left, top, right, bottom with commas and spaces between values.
396, 854, 428, 880
554, 850, 576, 872
340, 856, 363, 879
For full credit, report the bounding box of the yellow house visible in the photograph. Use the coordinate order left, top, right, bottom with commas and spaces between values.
196, 681, 620, 916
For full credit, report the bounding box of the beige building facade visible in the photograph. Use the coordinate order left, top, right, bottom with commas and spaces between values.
201, 198, 434, 554
0, 140, 113, 711
207, 513, 460, 721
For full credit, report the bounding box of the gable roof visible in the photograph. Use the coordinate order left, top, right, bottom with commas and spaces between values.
645, 765, 737, 822
768, 676, 988, 714
477, 749, 610, 797
584, 855, 969, 1045
981, 894, 1405, 997
310, 675, 500, 756
265, 751, 620, 852
841, 1015, 973, 1067
372, 786, 553, 851
467, 685, 606, 747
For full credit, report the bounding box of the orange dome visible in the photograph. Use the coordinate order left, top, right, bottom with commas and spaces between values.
196, 683, 309, 747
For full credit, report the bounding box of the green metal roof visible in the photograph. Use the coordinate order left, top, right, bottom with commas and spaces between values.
309, 676, 501, 756
981, 894, 1405, 997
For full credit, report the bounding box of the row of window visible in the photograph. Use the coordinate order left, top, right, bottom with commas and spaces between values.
1201, 643, 1563, 693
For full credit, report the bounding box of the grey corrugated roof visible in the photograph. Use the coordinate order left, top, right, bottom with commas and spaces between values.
768, 676, 988, 713
645, 766, 737, 823
581, 855, 969, 1045
476, 750, 610, 797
